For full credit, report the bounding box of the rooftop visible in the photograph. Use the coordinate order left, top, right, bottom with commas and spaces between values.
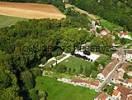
114, 85, 132, 100
95, 92, 109, 100
71, 79, 100, 86
112, 89, 120, 96
101, 59, 119, 77
119, 31, 128, 36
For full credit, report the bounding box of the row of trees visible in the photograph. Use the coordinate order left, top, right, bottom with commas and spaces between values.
55, 63, 98, 78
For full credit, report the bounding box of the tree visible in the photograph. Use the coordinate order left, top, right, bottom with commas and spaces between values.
55, 64, 67, 73
91, 36, 112, 54
60, 28, 91, 53
52, 48, 63, 57
30, 68, 42, 78
40, 57, 47, 64
84, 66, 91, 77
67, 68, 72, 74
29, 89, 39, 100
21, 71, 35, 89
44, 91, 48, 100
0, 87, 22, 100
0, 68, 11, 89
91, 70, 98, 78
79, 64, 83, 74
72, 68, 76, 73
38, 90, 48, 100
103, 85, 114, 95
123, 73, 129, 79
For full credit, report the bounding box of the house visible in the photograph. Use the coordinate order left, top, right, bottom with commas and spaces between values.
95, 85, 132, 100
97, 59, 119, 80
111, 85, 132, 100
112, 68, 125, 81
119, 31, 128, 36
127, 71, 132, 77
112, 50, 123, 61
90, 20, 101, 34
74, 50, 100, 62
80, 42, 91, 51
112, 52, 120, 60
58, 78, 100, 90
112, 48, 127, 62
71, 78, 100, 90
112, 49, 132, 62
127, 94, 132, 100
94, 92, 111, 100
111, 63, 130, 87
100, 29, 109, 36
118, 31, 132, 40
125, 50, 132, 62
127, 79, 132, 88
112, 87, 121, 100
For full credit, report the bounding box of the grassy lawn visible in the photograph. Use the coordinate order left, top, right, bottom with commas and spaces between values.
58, 56, 95, 73
96, 54, 111, 67
0, 15, 27, 28
36, 76, 97, 100
100, 19, 123, 31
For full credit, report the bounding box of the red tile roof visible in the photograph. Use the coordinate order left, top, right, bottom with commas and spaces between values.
127, 95, 132, 100
119, 31, 128, 36
127, 79, 132, 83
116, 85, 132, 100
96, 92, 108, 100
71, 79, 100, 86
112, 89, 120, 96
102, 59, 119, 77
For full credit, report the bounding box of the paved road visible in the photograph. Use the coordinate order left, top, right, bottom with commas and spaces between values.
97, 60, 124, 92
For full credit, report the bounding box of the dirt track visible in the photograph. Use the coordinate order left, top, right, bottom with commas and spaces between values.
0, 2, 66, 19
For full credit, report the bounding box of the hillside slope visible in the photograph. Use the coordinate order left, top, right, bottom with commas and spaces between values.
71, 0, 132, 31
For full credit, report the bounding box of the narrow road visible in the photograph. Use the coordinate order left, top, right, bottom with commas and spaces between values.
52, 53, 71, 66
97, 60, 124, 92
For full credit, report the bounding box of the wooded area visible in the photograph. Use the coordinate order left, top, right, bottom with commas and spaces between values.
71, 0, 132, 31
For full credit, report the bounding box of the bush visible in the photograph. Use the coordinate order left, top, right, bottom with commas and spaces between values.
29, 89, 39, 100
31, 68, 42, 78
21, 71, 35, 89
55, 64, 67, 73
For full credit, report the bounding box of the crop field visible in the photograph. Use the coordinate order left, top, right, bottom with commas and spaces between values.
0, 2, 66, 20
36, 76, 97, 100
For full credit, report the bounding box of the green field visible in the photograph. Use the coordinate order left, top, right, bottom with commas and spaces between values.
58, 56, 95, 72
0, 15, 26, 28
100, 19, 123, 31
36, 76, 97, 100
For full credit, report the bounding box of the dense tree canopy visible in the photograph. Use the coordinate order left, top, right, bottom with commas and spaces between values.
0, 15, 94, 99
72, 0, 132, 31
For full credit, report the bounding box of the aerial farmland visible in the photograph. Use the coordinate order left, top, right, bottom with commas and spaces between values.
0, 2, 66, 19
